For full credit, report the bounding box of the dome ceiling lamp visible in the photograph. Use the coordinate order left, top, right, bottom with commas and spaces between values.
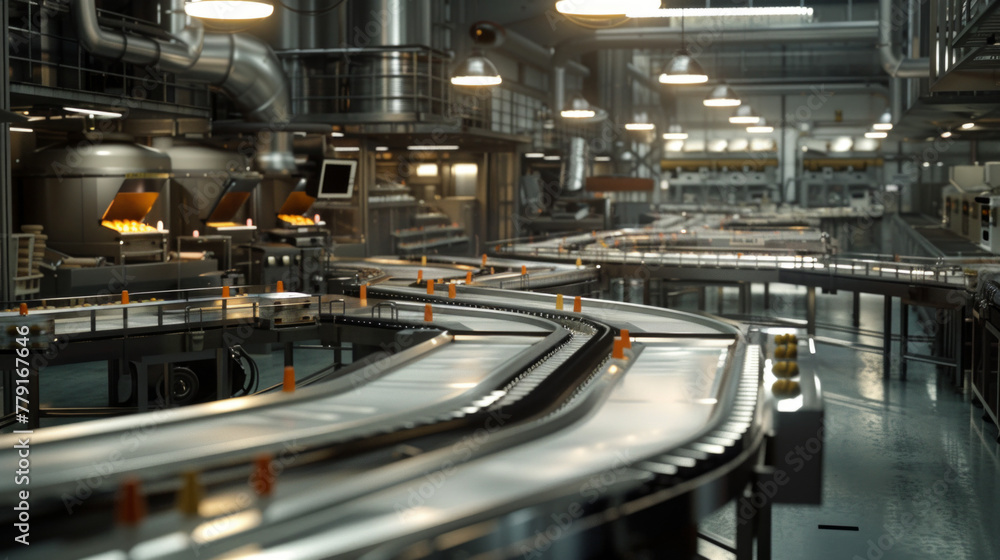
746, 119, 774, 134
661, 124, 689, 140
872, 109, 893, 131
659, 15, 708, 85
561, 94, 598, 119
452, 22, 505, 87
703, 84, 742, 108
729, 105, 760, 124
184, 0, 274, 20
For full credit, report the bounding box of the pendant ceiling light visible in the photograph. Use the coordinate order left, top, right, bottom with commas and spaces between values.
452, 22, 506, 87
661, 124, 688, 140
746, 119, 774, 133
872, 109, 893, 131
184, 0, 274, 20
703, 84, 742, 107
451, 51, 502, 86
625, 111, 656, 131
658, 15, 707, 84
561, 94, 597, 119
555, 0, 662, 16
659, 50, 708, 84
729, 105, 760, 124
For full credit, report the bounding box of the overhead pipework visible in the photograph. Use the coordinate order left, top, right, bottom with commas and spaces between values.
72, 0, 296, 173
877, 0, 929, 78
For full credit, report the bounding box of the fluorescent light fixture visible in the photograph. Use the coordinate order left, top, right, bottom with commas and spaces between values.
729, 105, 760, 124
407, 145, 460, 151
659, 50, 708, 84
872, 123, 893, 131
556, 0, 661, 16
628, 7, 814, 18
625, 123, 656, 131
595, 156, 612, 162
940, 131, 952, 138
416, 164, 439, 177
864, 131, 887, 139
333, 146, 360, 152
375, 146, 389, 152
961, 122, 975, 129
750, 139, 775, 151
922, 161, 931, 168
662, 124, 688, 140
544, 155, 561, 161
665, 140, 685, 152
184, 0, 274, 20
703, 84, 742, 107
10, 127, 33, 133
63, 106, 123, 118
525, 152, 546, 159
330, 132, 345, 138
451, 51, 502, 86
561, 94, 597, 119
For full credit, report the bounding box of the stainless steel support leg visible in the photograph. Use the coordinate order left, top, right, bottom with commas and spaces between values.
900, 301, 909, 381
717, 286, 725, 315
137, 362, 148, 412
853, 291, 861, 328
698, 287, 706, 311
216, 348, 229, 401
763, 283, 770, 311
806, 286, 817, 336
884, 296, 893, 379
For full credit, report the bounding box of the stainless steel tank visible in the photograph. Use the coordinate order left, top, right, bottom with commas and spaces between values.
347, 0, 436, 116
17, 134, 172, 261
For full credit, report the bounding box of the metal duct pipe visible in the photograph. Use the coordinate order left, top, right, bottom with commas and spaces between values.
74, 0, 295, 173
502, 29, 590, 77
553, 66, 566, 119
562, 137, 589, 193
878, 0, 929, 78
552, 21, 880, 66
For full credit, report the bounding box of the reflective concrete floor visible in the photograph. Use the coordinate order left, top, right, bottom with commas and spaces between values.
693, 285, 1000, 560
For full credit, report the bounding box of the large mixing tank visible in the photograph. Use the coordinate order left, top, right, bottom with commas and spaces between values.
346, 0, 442, 116
158, 140, 259, 237
17, 134, 172, 261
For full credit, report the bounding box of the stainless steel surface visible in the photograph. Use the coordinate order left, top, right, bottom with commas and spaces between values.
562, 137, 588, 193
73, 0, 294, 173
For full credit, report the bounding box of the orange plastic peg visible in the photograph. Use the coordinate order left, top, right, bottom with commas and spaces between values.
282, 366, 296, 392
448, 284, 457, 299
276, 281, 284, 293
621, 329, 632, 349
252, 455, 276, 497
115, 478, 147, 526
121, 290, 130, 305
573, 296, 582, 313
424, 304, 433, 322
19, 303, 27, 316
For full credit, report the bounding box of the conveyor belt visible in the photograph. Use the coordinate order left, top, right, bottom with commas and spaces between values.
0, 286, 761, 560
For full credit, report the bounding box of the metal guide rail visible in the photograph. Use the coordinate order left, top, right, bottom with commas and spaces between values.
0, 286, 816, 559
493, 229, 982, 287
0, 286, 345, 338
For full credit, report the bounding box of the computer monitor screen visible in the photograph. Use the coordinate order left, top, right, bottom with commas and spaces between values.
317, 159, 357, 199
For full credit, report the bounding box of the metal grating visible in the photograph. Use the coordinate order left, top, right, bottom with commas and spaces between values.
7, 0, 212, 116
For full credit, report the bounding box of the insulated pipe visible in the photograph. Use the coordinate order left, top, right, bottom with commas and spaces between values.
552, 21, 881, 66
878, 0, 930, 78
74, 0, 295, 172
